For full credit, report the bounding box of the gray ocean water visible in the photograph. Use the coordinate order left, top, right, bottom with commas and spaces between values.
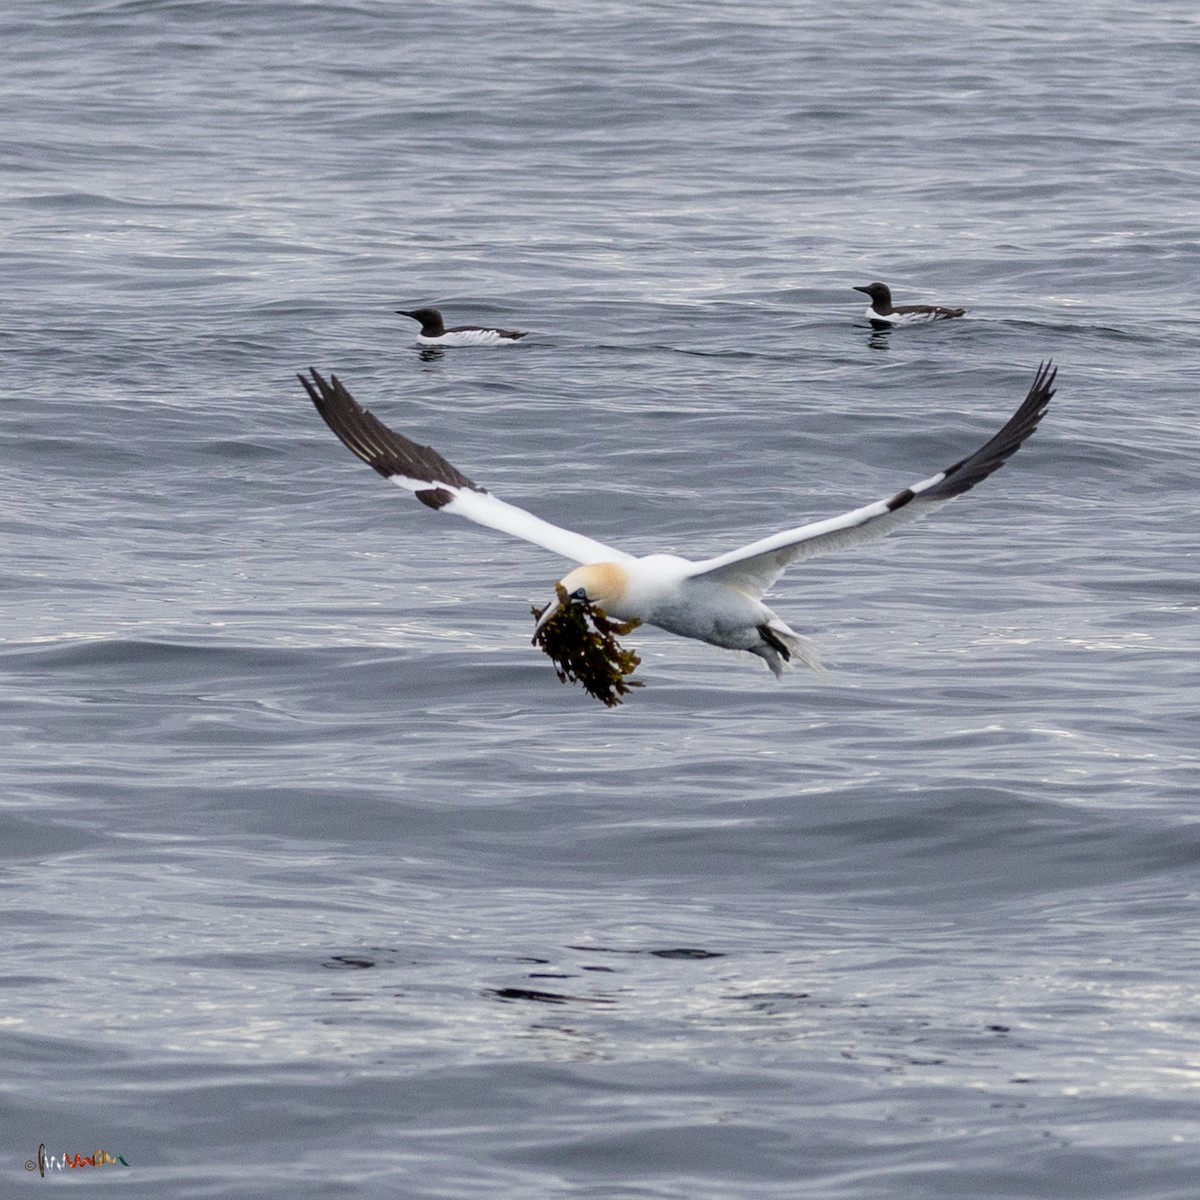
3, 1, 1199, 1196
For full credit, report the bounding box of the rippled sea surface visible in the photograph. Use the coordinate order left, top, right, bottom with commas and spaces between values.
3, 2, 1199, 1196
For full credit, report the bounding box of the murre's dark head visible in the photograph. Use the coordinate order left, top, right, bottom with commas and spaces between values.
853, 282, 893, 307
396, 307, 446, 336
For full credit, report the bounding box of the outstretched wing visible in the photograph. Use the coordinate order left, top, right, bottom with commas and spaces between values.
687, 361, 1056, 597
300, 369, 632, 566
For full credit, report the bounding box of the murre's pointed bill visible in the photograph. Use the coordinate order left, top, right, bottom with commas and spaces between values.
300, 362, 1056, 691
854, 282, 967, 330
396, 306, 527, 347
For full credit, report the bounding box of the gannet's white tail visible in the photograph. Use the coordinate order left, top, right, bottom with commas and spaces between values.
757, 619, 823, 678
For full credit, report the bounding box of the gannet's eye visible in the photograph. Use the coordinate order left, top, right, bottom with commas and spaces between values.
570, 587, 588, 601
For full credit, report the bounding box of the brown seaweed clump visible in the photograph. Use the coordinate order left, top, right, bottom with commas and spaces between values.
531, 583, 643, 707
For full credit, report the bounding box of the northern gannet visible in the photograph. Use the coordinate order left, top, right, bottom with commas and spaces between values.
300, 363, 1055, 680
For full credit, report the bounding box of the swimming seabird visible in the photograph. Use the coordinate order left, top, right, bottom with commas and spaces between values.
299, 362, 1055, 680
854, 282, 967, 330
396, 306, 527, 347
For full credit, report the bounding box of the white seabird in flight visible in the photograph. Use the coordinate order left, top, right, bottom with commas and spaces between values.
299, 363, 1055, 678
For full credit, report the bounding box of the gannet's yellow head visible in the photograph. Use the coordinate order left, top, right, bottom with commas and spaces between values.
529, 561, 645, 705
531, 562, 630, 639
560, 563, 629, 611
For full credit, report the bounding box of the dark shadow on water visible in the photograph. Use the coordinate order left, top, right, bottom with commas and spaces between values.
488, 946, 726, 1007
489, 986, 616, 1006
567, 944, 725, 959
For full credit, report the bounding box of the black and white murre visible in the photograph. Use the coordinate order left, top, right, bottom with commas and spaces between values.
396, 306, 527, 347
853, 282, 966, 330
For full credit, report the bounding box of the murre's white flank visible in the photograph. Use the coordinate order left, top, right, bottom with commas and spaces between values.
396, 306, 527, 347
854, 282, 967, 330
299, 363, 1055, 681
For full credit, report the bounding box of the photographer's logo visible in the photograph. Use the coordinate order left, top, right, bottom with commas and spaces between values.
24, 1143, 129, 1177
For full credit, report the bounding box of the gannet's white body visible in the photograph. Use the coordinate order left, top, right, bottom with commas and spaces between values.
300, 363, 1055, 678
542, 556, 821, 676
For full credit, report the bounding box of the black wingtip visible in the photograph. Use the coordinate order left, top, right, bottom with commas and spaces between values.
300, 368, 482, 492
927, 360, 1056, 501
301, 367, 389, 473
297, 367, 325, 412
